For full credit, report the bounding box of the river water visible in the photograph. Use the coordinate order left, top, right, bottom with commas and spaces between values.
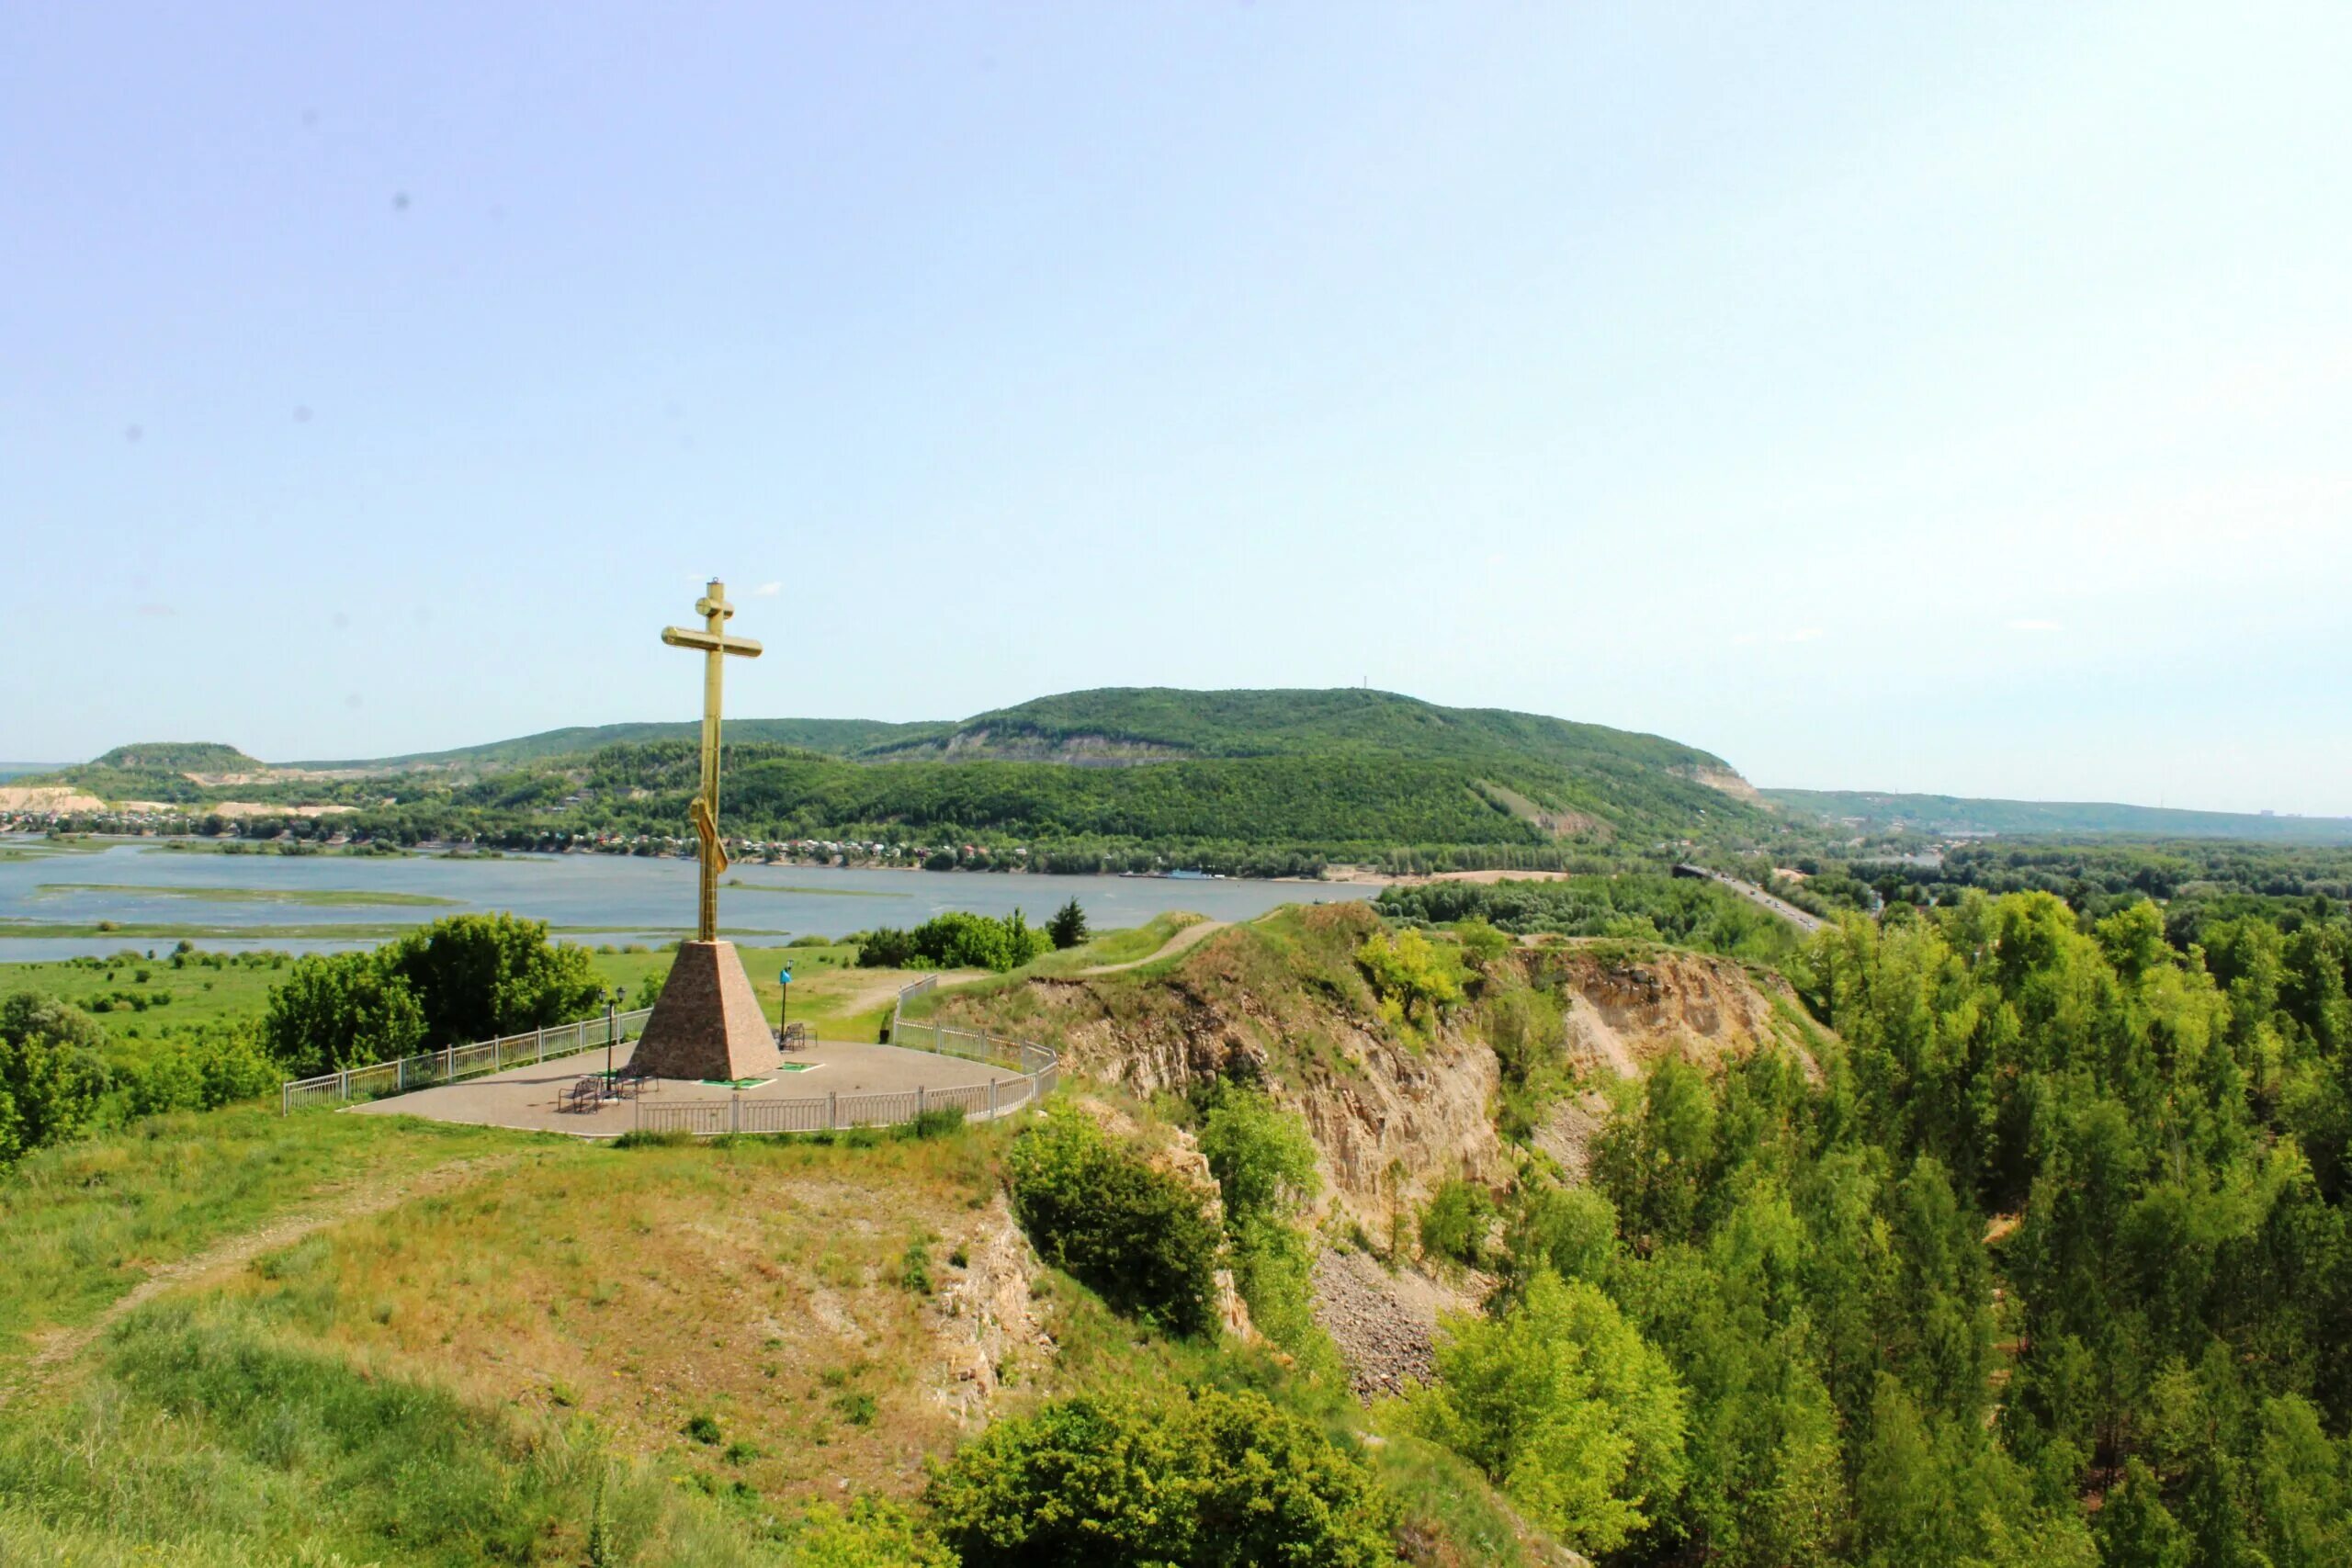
0, 838, 1376, 959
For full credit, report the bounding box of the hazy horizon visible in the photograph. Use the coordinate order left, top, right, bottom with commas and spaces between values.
6, 4, 2348, 812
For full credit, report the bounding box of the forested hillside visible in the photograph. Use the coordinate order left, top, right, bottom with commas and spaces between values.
1770, 787, 2352, 845
34, 689, 1781, 871
290, 716, 944, 771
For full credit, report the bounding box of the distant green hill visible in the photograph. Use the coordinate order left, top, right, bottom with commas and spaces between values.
91, 742, 261, 773
1767, 788, 2352, 845
359, 689, 1762, 864
291, 717, 946, 772
110, 688, 1767, 868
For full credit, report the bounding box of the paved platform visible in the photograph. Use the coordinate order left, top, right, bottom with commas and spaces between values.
350, 1038, 1013, 1138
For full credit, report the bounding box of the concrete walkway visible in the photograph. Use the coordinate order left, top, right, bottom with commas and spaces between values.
351, 1038, 1014, 1138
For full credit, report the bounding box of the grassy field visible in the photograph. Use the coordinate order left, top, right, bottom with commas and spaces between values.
0, 1104, 1527, 1566
0, 908, 1559, 1565
0, 1106, 524, 1381
0, 941, 904, 1052
0, 949, 295, 1042
36, 881, 461, 907
0, 1112, 1009, 1563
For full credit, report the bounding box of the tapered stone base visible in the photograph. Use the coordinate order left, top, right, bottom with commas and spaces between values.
629, 941, 781, 1081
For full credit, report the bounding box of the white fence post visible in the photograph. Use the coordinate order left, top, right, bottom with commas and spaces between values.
337, 1067, 349, 1100
730, 1095, 740, 1134
988, 1078, 997, 1119
537, 1027, 545, 1064
827, 1091, 837, 1131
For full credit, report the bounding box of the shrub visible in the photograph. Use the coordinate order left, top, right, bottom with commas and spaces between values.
0, 993, 108, 1166
682, 1413, 722, 1446
1198, 1086, 1325, 1353
899, 1239, 933, 1294
778, 1500, 954, 1568
1419, 1179, 1495, 1269
1356, 928, 1464, 1028
259, 952, 425, 1078
856, 910, 1053, 972
905, 1106, 966, 1140
1399, 1268, 1686, 1555
1503, 1183, 1618, 1291
927, 1388, 1399, 1567
119, 1024, 282, 1117
1006, 1109, 1220, 1336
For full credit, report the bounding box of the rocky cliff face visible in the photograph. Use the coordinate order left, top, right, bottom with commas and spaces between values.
932, 905, 1829, 1238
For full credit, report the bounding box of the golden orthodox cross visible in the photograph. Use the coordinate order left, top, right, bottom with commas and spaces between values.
661, 579, 763, 942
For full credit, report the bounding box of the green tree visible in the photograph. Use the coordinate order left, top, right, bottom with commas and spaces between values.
1355, 928, 1463, 1028
383, 912, 605, 1045
1006, 1108, 1221, 1336
1401, 1267, 1687, 1555
2096, 1458, 2190, 1568
260, 951, 427, 1077
1046, 897, 1089, 950
1198, 1085, 1319, 1225
928, 1388, 1397, 1568
1197, 1085, 1324, 1350
0, 992, 108, 1165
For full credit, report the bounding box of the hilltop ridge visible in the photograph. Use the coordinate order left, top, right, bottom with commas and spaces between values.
28, 688, 1776, 866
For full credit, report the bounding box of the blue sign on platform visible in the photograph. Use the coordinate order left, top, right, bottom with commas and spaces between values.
779, 969, 793, 986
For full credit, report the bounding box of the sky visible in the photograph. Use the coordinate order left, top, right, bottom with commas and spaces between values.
4, 3, 2347, 813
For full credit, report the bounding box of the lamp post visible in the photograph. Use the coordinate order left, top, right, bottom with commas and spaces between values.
605, 985, 627, 1096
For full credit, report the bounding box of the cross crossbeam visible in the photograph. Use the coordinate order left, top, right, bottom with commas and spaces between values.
662, 580, 763, 941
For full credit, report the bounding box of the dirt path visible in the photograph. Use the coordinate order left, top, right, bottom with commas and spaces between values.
0, 1152, 521, 1408
1079, 919, 1227, 975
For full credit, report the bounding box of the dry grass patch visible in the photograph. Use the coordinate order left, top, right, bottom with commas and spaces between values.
213, 1128, 1042, 1510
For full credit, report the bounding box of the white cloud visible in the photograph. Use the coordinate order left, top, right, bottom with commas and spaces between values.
2007, 617, 2063, 632
752, 581, 783, 596
1781, 626, 1824, 643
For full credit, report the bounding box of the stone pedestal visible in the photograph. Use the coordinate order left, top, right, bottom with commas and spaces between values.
629, 940, 781, 1081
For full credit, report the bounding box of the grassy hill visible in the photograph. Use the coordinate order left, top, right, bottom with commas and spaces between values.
0, 912, 1571, 1566
1768, 786, 2352, 844
291, 716, 947, 772
90, 742, 262, 773
412, 689, 1775, 864
40, 690, 1780, 869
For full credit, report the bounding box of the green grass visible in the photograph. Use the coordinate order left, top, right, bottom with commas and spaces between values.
0, 1106, 522, 1373
0, 1294, 771, 1565
0, 918, 430, 942
0, 942, 890, 1071
1023, 912, 1204, 976
0, 950, 294, 1047
0, 1051, 1550, 1565
36, 881, 461, 907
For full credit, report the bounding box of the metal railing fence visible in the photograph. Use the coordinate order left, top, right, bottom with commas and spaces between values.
280, 977, 1060, 1140
280, 1007, 653, 1112
625, 978, 1057, 1138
